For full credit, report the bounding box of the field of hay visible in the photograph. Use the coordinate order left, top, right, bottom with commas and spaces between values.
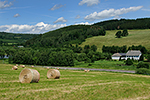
1, 64, 150, 100
80, 29, 150, 52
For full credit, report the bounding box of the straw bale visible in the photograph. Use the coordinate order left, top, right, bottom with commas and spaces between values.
12, 66, 18, 70
56, 68, 59, 70
47, 67, 49, 69
47, 69, 60, 79
19, 69, 40, 83
20, 65, 25, 68
84, 70, 87, 72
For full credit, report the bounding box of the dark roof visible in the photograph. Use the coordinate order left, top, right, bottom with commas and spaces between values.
126, 50, 141, 56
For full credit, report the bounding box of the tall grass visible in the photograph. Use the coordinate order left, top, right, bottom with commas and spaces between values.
1, 64, 150, 100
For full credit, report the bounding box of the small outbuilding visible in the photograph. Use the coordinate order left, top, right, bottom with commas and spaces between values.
112, 53, 126, 60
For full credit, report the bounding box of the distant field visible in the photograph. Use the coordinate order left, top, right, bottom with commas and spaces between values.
80, 29, 150, 52
1, 64, 150, 100
75, 60, 136, 71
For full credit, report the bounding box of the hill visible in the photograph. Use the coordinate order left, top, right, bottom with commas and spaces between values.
24, 25, 106, 47
24, 17, 150, 49
0, 32, 38, 46
80, 29, 150, 52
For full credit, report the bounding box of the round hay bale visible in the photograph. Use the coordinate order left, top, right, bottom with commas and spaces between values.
56, 68, 59, 70
84, 70, 87, 72
19, 69, 40, 83
12, 66, 18, 70
20, 65, 25, 68
47, 69, 60, 79
47, 67, 49, 69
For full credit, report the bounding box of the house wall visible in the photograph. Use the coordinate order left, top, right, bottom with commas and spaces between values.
112, 57, 120, 60
125, 54, 141, 60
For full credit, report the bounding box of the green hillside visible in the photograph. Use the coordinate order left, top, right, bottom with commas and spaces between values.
80, 29, 150, 52
24, 18, 150, 49
0, 32, 38, 45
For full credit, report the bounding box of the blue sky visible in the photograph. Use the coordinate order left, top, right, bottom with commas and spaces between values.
0, 0, 150, 34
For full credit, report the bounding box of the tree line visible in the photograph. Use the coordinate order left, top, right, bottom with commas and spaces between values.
102, 45, 147, 54
94, 18, 150, 30
0, 45, 111, 66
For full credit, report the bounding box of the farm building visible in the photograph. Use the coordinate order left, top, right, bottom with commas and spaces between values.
112, 53, 126, 60
112, 50, 142, 60
125, 50, 142, 60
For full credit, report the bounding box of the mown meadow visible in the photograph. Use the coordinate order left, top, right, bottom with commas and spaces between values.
1, 64, 150, 100
80, 29, 150, 52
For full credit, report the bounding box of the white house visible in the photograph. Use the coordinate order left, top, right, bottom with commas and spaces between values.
125, 50, 142, 60
112, 50, 142, 60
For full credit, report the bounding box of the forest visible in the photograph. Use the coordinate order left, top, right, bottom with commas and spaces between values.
24, 25, 106, 48
0, 32, 38, 45
94, 18, 150, 30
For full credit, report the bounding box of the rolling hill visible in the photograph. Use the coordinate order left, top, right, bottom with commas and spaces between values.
0, 32, 38, 45
80, 29, 150, 52
24, 18, 150, 51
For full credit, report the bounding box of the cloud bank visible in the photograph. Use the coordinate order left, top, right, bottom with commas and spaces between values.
0, 0, 13, 9
84, 6, 143, 21
54, 17, 67, 24
79, 0, 100, 6
0, 22, 67, 34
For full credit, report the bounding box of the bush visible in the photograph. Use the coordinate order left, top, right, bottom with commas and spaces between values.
136, 68, 150, 75
137, 62, 149, 69
125, 58, 133, 65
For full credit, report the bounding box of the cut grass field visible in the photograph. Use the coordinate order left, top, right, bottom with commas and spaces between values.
1, 64, 150, 100
80, 29, 150, 52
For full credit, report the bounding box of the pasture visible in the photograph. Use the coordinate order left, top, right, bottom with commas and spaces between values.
1, 64, 150, 100
80, 29, 150, 52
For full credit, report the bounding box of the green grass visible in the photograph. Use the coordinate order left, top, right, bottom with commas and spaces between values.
1, 64, 150, 100
75, 60, 137, 70
80, 29, 150, 52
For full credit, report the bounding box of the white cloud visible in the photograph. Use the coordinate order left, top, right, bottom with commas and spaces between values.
79, 0, 100, 6
84, 6, 143, 21
50, 4, 65, 10
0, 0, 13, 9
53, 17, 67, 24
75, 22, 93, 25
0, 22, 67, 34
75, 15, 81, 19
13, 13, 20, 17
142, 8, 150, 11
